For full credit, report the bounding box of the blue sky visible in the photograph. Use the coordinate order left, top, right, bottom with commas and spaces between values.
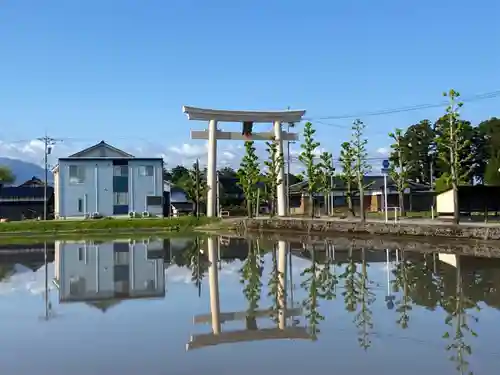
0, 0, 499, 169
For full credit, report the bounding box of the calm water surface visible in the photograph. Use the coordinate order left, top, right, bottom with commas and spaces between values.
1, 235, 500, 374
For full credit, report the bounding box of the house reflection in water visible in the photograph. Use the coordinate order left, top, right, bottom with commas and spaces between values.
186, 237, 312, 350
53, 238, 166, 311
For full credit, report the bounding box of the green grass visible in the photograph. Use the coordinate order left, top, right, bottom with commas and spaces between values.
0, 216, 217, 236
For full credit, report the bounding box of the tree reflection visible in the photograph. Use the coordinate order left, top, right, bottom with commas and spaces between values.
407, 253, 440, 310
392, 250, 415, 329
300, 241, 338, 340
172, 237, 209, 294
0, 265, 14, 282
354, 248, 375, 350
240, 239, 264, 321
440, 259, 480, 375
339, 247, 375, 350
300, 242, 322, 339
267, 244, 281, 323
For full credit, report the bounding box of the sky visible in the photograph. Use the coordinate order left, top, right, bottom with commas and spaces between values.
0, 0, 499, 172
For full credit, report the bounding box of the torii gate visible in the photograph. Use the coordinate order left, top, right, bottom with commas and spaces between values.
182, 106, 306, 217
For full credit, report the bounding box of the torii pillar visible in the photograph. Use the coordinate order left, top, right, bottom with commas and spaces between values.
182, 106, 306, 217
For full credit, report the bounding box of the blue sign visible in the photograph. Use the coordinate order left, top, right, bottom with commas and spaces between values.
382, 159, 390, 169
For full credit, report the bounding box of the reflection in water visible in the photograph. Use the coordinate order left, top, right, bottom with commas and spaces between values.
186, 238, 312, 350
2, 235, 500, 374
53, 239, 166, 311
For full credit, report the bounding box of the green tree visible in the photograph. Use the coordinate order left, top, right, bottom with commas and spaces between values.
319, 151, 335, 216
398, 120, 436, 185
339, 142, 356, 216
178, 161, 207, 216
389, 128, 411, 216
484, 153, 500, 185
218, 166, 237, 178
298, 122, 322, 218
170, 165, 190, 185
263, 138, 284, 217
237, 141, 261, 217
477, 117, 500, 182
0, 165, 15, 185
163, 168, 172, 182
351, 119, 371, 223
435, 89, 470, 224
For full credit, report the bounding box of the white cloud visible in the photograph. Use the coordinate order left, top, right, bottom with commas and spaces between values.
169, 143, 207, 158
0, 137, 307, 174
376, 147, 389, 156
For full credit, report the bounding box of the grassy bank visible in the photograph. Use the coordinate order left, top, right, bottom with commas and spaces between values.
0, 216, 217, 237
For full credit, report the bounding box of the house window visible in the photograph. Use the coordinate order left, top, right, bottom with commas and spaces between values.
113, 165, 129, 177
78, 198, 83, 212
139, 165, 154, 177
69, 165, 85, 184
78, 247, 84, 261
113, 192, 129, 205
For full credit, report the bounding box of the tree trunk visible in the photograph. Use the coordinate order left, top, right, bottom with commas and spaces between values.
452, 184, 460, 225
247, 194, 253, 218
347, 193, 354, 217
359, 184, 366, 223
398, 190, 405, 216
309, 193, 314, 219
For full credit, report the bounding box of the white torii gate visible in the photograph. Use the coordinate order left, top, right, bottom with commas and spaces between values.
182, 106, 306, 217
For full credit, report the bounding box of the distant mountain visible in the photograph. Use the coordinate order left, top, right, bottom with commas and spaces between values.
0, 157, 52, 185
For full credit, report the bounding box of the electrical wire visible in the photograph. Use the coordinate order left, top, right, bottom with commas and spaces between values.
304, 89, 500, 121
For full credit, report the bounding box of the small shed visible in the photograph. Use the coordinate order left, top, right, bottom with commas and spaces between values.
436, 185, 500, 217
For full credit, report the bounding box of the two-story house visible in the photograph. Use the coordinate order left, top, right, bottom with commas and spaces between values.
52, 141, 164, 218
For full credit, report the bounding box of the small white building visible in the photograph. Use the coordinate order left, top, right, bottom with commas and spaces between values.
53, 239, 166, 304
52, 141, 164, 218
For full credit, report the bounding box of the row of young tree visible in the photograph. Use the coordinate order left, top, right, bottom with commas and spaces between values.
236, 89, 500, 224
164, 89, 499, 224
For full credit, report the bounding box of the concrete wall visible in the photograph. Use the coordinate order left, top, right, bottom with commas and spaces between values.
229, 218, 500, 241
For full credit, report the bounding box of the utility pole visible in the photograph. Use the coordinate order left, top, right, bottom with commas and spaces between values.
216, 170, 220, 217
195, 158, 200, 218
37, 135, 62, 220
286, 106, 293, 216
330, 158, 335, 215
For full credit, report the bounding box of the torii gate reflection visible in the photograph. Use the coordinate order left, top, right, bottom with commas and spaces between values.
186, 237, 312, 350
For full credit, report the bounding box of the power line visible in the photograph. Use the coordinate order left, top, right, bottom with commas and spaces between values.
304, 89, 500, 121
36, 135, 63, 220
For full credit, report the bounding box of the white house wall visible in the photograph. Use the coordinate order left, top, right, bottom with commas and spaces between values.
56, 240, 165, 302
57, 159, 163, 218
128, 160, 163, 215
129, 243, 165, 297
58, 242, 115, 301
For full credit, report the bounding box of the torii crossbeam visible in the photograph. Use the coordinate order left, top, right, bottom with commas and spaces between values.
182, 106, 306, 217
